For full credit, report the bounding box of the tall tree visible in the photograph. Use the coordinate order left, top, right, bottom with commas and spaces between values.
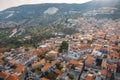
59, 41, 68, 53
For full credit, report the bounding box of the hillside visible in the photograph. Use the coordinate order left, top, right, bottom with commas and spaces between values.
0, 0, 119, 24
0, 0, 120, 48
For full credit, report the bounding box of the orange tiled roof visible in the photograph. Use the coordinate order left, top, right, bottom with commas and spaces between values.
101, 69, 112, 76
41, 77, 49, 80
6, 74, 18, 80
86, 57, 94, 63
42, 62, 52, 71
78, 44, 91, 50
0, 53, 4, 56
15, 64, 25, 73
9, 60, 16, 64
54, 48, 58, 52
106, 63, 117, 70
72, 42, 80, 46
34, 48, 43, 54
99, 33, 106, 36
0, 59, 3, 63
0, 71, 8, 78
54, 69, 62, 74
109, 50, 119, 58
32, 59, 45, 67
70, 59, 79, 65
85, 75, 93, 80
87, 54, 93, 57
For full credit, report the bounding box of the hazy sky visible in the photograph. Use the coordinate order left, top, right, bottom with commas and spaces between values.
0, 0, 91, 11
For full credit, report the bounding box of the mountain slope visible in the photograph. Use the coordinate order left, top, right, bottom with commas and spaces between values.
0, 0, 120, 27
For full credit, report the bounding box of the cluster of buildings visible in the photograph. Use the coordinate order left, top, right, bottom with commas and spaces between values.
0, 17, 120, 80
83, 7, 117, 16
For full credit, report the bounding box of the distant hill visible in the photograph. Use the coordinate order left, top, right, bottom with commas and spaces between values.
0, 0, 120, 28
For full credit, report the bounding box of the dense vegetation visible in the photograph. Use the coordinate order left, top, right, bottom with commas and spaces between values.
0, 21, 78, 48
59, 41, 69, 53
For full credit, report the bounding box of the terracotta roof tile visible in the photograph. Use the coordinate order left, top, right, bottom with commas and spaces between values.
85, 75, 93, 80
78, 44, 91, 50
32, 59, 45, 67
9, 60, 16, 64
0, 71, 8, 78
101, 69, 112, 76
41, 77, 49, 80
42, 62, 52, 71
106, 63, 117, 70
6, 74, 18, 80
86, 57, 94, 63
54, 69, 62, 74
70, 59, 79, 65
15, 64, 25, 73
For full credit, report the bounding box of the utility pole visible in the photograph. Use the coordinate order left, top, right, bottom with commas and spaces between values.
78, 59, 85, 80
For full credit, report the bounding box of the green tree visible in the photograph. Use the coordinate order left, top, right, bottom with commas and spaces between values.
67, 73, 74, 80
10, 65, 17, 69
31, 68, 36, 73
38, 54, 45, 59
45, 56, 53, 61
71, 65, 76, 70
28, 63, 32, 67
59, 41, 68, 53
45, 72, 58, 80
56, 63, 63, 70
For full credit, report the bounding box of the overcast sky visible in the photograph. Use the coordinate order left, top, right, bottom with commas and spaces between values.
0, 0, 92, 11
